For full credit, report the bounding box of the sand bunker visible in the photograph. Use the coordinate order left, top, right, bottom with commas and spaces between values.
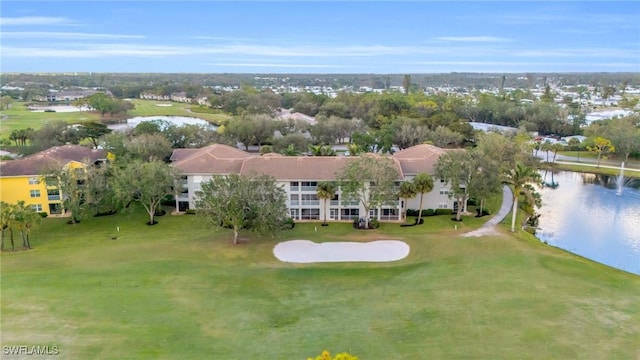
273, 240, 409, 263
155, 103, 172, 107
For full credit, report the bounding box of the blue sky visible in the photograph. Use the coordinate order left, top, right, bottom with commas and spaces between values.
1, 1, 639, 74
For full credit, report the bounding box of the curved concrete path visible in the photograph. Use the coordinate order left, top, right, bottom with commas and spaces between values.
463, 185, 513, 237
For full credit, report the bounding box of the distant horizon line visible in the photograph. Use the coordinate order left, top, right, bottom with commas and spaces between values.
4, 71, 640, 75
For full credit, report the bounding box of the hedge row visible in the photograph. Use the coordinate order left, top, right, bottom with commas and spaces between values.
406, 208, 453, 217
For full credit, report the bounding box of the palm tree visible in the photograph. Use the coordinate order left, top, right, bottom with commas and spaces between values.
12, 201, 39, 249
413, 173, 434, 224
281, 144, 300, 156
398, 181, 417, 221
504, 163, 541, 232
316, 182, 336, 226
0, 201, 11, 251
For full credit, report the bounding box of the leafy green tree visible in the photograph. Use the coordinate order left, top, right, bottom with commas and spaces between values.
587, 136, 616, 168
79, 122, 112, 149
83, 164, 115, 216
317, 181, 336, 225
336, 154, 400, 229
195, 173, 288, 244
125, 133, 173, 162
602, 116, 640, 163
503, 163, 541, 232
398, 181, 417, 221
0, 95, 14, 110
402, 74, 411, 95
435, 151, 475, 221
112, 160, 181, 225
45, 167, 86, 224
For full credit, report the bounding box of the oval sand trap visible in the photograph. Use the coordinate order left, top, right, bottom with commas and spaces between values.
273, 240, 409, 263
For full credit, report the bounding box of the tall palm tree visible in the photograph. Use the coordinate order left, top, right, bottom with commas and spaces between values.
398, 181, 417, 221
0, 201, 11, 251
413, 173, 434, 224
504, 163, 541, 232
316, 182, 336, 226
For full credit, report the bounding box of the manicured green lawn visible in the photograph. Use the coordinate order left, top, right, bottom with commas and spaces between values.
128, 100, 231, 125
0, 102, 102, 137
0, 100, 232, 141
1, 206, 638, 359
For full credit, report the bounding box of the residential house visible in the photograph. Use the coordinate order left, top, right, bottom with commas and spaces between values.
35, 90, 101, 102
170, 143, 456, 221
0, 145, 107, 215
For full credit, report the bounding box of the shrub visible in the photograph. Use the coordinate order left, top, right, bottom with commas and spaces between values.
38, 212, 48, 218
161, 196, 175, 206
185, 209, 196, 215
281, 217, 295, 230
308, 350, 359, 360
369, 218, 380, 229
434, 208, 453, 216
424, 208, 435, 216
467, 197, 478, 206
406, 209, 418, 217
475, 208, 491, 217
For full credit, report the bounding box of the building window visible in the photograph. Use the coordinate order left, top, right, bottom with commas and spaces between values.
290, 209, 299, 219
439, 190, 449, 195
439, 203, 448, 209
30, 190, 41, 198
290, 194, 299, 206
45, 176, 57, 187
300, 181, 317, 191
440, 178, 445, 183
47, 189, 61, 201
340, 208, 359, 220
31, 204, 43, 212
301, 208, 320, 220
301, 194, 319, 205
28, 177, 39, 185
290, 181, 299, 191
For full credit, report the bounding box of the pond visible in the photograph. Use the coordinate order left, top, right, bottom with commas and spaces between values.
107, 116, 217, 131
535, 171, 640, 275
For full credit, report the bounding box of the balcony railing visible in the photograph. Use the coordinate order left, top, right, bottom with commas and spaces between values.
177, 194, 189, 200
300, 200, 320, 206
47, 195, 61, 201
301, 186, 317, 192
290, 200, 300, 206
290, 186, 300, 191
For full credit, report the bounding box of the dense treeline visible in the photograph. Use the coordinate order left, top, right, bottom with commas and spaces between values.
3, 72, 640, 95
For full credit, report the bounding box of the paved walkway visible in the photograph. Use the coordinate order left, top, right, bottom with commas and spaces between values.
463, 185, 513, 237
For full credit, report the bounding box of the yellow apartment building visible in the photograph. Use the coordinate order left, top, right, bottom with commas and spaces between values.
0, 145, 107, 215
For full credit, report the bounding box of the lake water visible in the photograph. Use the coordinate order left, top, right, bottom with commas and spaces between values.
535, 171, 640, 275
107, 116, 217, 131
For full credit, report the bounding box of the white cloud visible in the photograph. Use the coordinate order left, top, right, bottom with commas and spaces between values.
1, 31, 145, 40
435, 36, 511, 42
206, 63, 345, 68
0, 16, 75, 26
514, 48, 639, 59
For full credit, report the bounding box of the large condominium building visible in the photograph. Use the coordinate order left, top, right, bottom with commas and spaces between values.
0, 145, 107, 215
170, 143, 458, 222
